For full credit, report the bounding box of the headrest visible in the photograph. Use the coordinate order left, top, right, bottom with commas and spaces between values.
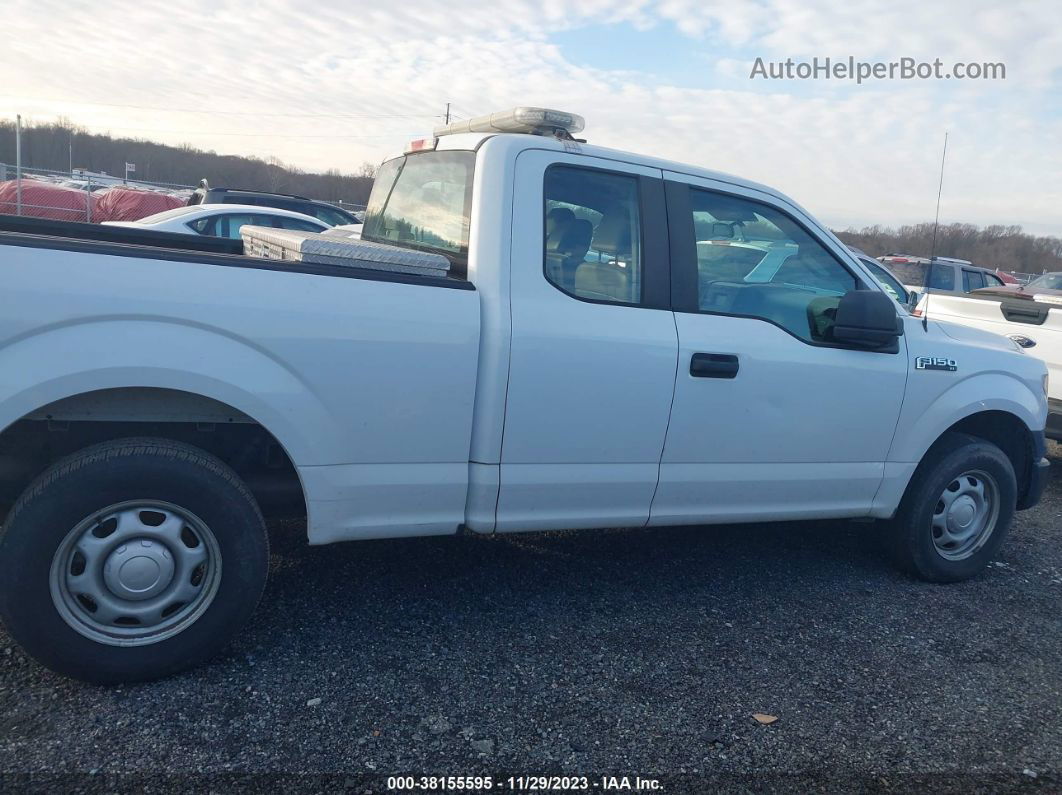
557, 218, 592, 257
546, 206, 575, 238
592, 213, 632, 256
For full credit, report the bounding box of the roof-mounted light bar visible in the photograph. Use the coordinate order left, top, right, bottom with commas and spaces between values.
433, 106, 585, 139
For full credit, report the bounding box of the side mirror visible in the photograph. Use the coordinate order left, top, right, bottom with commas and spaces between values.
905, 289, 921, 309
832, 290, 904, 352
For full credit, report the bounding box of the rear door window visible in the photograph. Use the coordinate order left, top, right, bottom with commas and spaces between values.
543, 166, 643, 305
187, 216, 216, 235
962, 270, 985, 291
217, 213, 276, 239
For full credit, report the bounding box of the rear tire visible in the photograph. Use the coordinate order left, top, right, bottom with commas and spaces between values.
0, 438, 268, 683
890, 432, 1016, 582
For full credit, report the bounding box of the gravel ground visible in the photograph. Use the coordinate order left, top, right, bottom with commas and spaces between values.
1, 448, 1061, 793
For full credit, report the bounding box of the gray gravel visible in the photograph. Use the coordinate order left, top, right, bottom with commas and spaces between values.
2, 447, 1061, 792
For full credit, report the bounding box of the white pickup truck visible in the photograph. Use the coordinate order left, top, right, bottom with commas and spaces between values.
914, 288, 1062, 440
0, 107, 1050, 683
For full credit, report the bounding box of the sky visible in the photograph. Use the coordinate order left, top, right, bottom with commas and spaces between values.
2, 0, 1060, 235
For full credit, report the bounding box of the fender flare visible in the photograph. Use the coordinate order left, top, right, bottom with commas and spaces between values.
0, 317, 334, 466
890, 371, 1042, 465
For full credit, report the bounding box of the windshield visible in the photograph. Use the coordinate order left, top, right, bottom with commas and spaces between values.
1027, 273, 1062, 290
361, 151, 475, 273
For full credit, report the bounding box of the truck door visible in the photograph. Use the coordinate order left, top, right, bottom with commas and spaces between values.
650, 175, 908, 525
496, 150, 677, 531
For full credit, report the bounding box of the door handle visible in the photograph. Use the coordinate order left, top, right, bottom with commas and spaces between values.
690, 353, 739, 379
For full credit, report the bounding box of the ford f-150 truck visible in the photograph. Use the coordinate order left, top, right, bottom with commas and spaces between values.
0, 107, 1050, 683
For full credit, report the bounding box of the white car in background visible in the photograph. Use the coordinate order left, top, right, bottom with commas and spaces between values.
329, 223, 363, 239
103, 203, 330, 239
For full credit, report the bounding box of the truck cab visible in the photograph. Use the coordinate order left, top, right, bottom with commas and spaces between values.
358, 110, 1048, 535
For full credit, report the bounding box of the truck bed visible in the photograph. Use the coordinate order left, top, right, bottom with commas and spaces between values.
0, 220, 481, 542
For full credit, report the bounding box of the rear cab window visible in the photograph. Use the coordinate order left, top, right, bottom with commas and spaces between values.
929, 263, 955, 290
361, 151, 475, 278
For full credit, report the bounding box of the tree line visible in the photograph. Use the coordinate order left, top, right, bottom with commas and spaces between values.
835, 222, 1062, 276
0, 120, 376, 206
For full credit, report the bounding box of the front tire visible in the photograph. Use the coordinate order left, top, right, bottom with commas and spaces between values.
890, 432, 1016, 582
0, 438, 269, 683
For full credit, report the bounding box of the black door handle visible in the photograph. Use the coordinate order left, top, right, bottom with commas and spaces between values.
690, 353, 739, 379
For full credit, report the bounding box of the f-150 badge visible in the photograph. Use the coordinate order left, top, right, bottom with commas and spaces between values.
915, 356, 957, 371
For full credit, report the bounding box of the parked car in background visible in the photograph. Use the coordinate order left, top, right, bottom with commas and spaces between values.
913, 286, 1062, 440
880, 253, 930, 267
1021, 272, 1062, 296
875, 255, 1007, 297
968, 272, 1062, 304
188, 181, 360, 227
103, 204, 330, 239
848, 247, 917, 307
330, 222, 364, 239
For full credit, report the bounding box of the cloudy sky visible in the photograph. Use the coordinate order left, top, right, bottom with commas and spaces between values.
2, 0, 1059, 234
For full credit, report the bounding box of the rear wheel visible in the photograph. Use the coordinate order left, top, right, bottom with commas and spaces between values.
0, 438, 268, 683
890, 432, 1016, 582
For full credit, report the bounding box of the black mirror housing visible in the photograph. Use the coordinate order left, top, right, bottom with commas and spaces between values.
832, 290, 904, 352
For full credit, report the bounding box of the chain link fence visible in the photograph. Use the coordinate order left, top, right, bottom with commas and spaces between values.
0, 162, 193, 223
0, 163, 365, 223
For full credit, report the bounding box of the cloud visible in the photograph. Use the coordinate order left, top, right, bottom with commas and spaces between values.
1, 0, 1058, 235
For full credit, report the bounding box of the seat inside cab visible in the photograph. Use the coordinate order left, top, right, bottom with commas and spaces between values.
544, 168, 642, 305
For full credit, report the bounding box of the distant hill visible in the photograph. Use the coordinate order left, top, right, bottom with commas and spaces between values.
0, 120, 376, 207
835, 222, 1062, 276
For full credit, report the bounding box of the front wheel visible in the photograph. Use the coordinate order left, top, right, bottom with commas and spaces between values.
890, 432, 1016, 582
0, 438, 269, 683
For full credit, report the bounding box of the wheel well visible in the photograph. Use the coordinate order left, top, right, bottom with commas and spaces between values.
941, 410, 1035, 505
0, 388, 306, 521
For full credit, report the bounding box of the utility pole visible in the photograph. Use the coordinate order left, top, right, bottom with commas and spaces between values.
15, 114, 22, 216
445, 102, 451, 125
69, 133, 73, 176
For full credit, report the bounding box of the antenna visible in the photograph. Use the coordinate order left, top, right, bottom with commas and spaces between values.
923, 131, 948, 331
